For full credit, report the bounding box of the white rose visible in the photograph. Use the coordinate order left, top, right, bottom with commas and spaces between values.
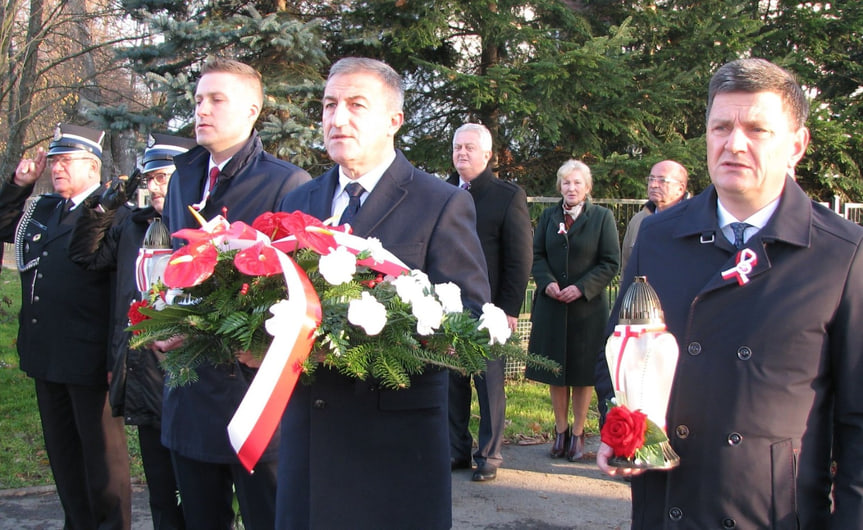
412, 295, 444, 336
347, 292, 388, 335
318, 246, 357, 285
434, 282, 463, 313
478, 303, 512, 345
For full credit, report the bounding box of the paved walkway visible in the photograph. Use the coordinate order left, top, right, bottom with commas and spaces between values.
0, 435, 631, 529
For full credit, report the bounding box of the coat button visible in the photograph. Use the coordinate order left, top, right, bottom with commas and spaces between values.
727, 432, 743, 446
687, 342, 702, 356
41, 250, 48, 257
675, 425, 690, 439
37, 273, 43, 279
668, 507, 683, 521
737, 346, 752, 360
722, 517, 736, 528
313, 399, 326, 409
31, 318, 37, 324
33, 296, 39, 302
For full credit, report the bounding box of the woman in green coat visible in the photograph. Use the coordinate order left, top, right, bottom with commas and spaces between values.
526, 160, 620, 461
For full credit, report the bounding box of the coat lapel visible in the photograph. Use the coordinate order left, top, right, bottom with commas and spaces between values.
348, 152, 411, 237
679, 178, 811, 294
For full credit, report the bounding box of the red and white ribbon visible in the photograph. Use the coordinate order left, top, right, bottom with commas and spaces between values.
721, 248, 757, 286
227, 249, 321, 472
611, 324, 666, 393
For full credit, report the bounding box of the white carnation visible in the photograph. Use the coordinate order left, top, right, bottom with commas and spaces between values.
318, 246, 357, 285
265, 299, 293, 337
347, 292, 388, 335
478, 303, 512, 345
392, 273, 428, 305
412, 295, 444, 336
434, 282, 463, 314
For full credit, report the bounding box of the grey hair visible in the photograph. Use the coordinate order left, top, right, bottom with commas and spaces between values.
453, 123, 493, 152
328, 57, 404, 112
556, 159, 592, 192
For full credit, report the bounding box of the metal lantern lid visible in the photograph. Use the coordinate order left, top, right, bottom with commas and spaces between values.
618, 276, 665, 325
143, 217, 171, 249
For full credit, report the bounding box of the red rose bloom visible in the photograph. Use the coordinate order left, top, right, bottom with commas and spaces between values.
128, 300, 151, 334
600, 405, 648, 459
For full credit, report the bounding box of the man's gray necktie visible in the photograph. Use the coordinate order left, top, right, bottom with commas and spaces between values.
730, 222, 751, 250
339, 182, 365, 225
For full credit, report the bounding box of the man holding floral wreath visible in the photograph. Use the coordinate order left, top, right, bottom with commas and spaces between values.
157, 57, 310, 529
277, 57, 491, 529
597, 58, 863, 528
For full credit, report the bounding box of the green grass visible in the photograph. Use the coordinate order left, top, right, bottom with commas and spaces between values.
0, 267, 600, 489
473, 377, 600, 447
0, 267, 145, 489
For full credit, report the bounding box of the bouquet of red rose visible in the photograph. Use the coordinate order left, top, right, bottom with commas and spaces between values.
601, 276, 680, 470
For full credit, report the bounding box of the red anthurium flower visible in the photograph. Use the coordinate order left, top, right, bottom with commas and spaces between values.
252, 212, 292, 240
274, 211, 337, 255
163, 241, 219, 288
234, 241, 283, 277
223, 221, 259, 242
172, 226, 214, 245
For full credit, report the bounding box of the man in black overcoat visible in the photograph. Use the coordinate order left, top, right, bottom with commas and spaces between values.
156, 58, 310, 530
276, 58, 491, 529
446, 123, 532, 482
0, 124, 131, 529
597, 58, 863, 529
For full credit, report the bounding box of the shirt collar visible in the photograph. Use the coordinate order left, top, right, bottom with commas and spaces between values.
717, 197, 779, 230
337, 150, 396, 196
68, 183, 102, 208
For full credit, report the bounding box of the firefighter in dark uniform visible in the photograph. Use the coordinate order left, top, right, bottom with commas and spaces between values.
0, 124, 132, 529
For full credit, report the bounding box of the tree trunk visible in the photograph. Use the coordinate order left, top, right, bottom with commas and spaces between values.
0, 0, 44, 182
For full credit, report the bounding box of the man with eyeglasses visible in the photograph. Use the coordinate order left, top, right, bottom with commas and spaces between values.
0, 123, 132, 528
69, 133, 196, 529
619, 160, 689, 274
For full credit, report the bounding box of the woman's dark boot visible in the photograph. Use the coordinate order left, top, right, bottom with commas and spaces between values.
566, 431, 585, 461
550, 426, 571, 458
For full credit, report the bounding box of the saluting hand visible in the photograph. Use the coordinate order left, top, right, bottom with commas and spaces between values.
14, 147, 47, 187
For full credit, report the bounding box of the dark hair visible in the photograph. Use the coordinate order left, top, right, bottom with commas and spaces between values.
707, 58, 809, 129
328, 57, 404, 112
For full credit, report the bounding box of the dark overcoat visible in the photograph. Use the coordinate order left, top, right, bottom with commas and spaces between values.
617, 177, 863, 529
0, 184, 118, 384
446, 168, 532, 316
160, 131, 310, 463
526, 198, 619, 386
276, 150, 491, 530
69, 205, 166, 426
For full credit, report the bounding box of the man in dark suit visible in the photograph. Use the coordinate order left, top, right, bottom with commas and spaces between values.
597, 58, 863, 528
156, 58, 310, 530
277, 57, 491, 529
0, 124, 131, 528
447, 123, 532, 482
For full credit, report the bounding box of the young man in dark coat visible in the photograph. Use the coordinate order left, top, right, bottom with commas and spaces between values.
69, 133, 196, 529
446, 123, 532, 482
156, 58, 310, 530
0, 124, 132, 529
277, 57, 490, 530
597, 58, 863, 529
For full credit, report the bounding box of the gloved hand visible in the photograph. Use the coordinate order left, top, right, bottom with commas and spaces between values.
97, 168, 142, 210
